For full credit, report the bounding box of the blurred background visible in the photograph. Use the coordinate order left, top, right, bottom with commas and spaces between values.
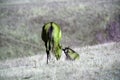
0, 0, 120, 60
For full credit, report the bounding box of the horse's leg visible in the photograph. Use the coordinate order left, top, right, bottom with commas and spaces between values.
46, 50, 50, 64
45, 41, 51, 64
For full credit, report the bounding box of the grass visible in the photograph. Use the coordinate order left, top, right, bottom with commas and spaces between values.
0, 1, 120, 80
0, 24, 44, 60
0, 0, 119, 60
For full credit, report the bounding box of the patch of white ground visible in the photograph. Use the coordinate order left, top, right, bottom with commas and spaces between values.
0, 42, 120, 80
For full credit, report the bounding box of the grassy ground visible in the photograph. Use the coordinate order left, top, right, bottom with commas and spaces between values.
0, 0, 120, 80
0, 0, 119, 60
0, 42, 120, 80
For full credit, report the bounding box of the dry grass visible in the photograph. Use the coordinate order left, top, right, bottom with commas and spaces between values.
0, 0, 119, 61
0, 42, 120, 80
0, 1, 120, 80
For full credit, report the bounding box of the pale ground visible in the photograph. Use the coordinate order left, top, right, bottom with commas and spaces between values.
0, 42, 120, 80
0, 0, 120, 80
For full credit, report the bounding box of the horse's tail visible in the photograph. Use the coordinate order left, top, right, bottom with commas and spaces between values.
48, 22, 54, 51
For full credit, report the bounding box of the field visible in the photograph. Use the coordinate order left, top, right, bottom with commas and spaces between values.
0, 0, 120, 80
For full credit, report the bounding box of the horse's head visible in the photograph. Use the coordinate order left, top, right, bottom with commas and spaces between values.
63, 47, 80, 60
54, 44, 62, 60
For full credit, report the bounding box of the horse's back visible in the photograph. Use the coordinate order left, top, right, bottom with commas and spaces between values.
51, 22, 62, 43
